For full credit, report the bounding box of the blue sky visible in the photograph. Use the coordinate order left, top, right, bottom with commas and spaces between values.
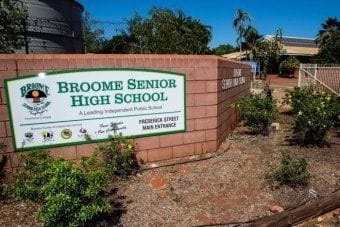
78, 0, 340, 48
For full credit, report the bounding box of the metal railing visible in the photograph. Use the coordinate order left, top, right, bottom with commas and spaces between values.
298, 64, 340, 95
17, 17, 127, 54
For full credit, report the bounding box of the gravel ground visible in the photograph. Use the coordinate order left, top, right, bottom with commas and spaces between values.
0, 98, 339, 226
105, 118, 339, 226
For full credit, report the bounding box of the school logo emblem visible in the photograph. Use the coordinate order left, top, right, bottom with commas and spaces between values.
42, 130, 54, 142
61, 129, 72, 139
24, 132, 34, 142
20, 83, 51, 115
78, 128, 87, 138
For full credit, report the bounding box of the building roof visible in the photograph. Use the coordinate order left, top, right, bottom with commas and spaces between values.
223, 36, 319, 59
283, 46, 319, 56
222, 52, 246, 59
264, 35, 318, 48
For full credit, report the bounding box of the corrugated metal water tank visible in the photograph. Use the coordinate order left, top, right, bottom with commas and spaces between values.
17, 0, 84, 53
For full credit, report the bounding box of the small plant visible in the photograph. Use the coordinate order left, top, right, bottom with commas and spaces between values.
275, 151, 311, 186
284, 87, 339, 146
237, 95, 277, 134
279, 56, 300, 77
11, 150, 111, 226
96, 134, 139, 177
334, 97, 340, 137
259, 70, 267, 80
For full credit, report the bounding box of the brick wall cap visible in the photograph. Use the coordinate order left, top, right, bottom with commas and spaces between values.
0, 54, 250, 66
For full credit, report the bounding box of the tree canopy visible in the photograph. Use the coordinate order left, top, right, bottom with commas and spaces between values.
83, 11, 104, 53
212, 44, 236, 56
316, 33, 340, 63
251, 31, 283, 73
316, 17, 340, 45
231, 10, 283, 73
244, 26, 262, 52
100, 8, 212, 54
314, 17, 340, 63
233, 9, 252, 53
0, 0, 28, 53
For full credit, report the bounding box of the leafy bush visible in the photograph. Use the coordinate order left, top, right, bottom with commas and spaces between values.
279, 56, 300, 77
334, 97, 340, 137
11, 150, 111, 226
275, 151, 311, 186
251, 30, 283, 74
284, 87, 339, 145
259, 70, 267, 80
0, 0, 28, 53
237, 95, 277, 134
96, 134, 138, 177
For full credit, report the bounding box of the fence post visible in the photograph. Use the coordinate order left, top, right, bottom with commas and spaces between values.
298, 64, 301, 87
22, 17, 29, 54
314, 64, 317, 85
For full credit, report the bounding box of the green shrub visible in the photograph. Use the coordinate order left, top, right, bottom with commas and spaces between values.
96, 134, 138, 177
11, 150, 111, 227
334, 97, 340, 137
237, 95, 277, 134
259, 70, 267, 80
279, 56, 300, 77
284, 87, 339, 145
275, 151, 311, 186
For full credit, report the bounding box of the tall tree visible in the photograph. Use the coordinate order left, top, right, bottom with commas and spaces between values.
316, 17, 340, 45
99, 34, 132, 54
314, 17, 340, 63
212, 44, 236, 56
244, 25, 262, 59
316, 33, 340, 63
83, 11, 104, 53
0, 0, 28, 53
252, 30, 283, 73
109, 8, 212, 54
233, 9, 252, 54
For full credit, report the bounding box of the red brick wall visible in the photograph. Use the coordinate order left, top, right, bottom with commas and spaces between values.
217, 60, 251, 147
0, 54, 250, 169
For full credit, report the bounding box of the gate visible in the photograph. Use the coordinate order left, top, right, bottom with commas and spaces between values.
298, 64, 340, 95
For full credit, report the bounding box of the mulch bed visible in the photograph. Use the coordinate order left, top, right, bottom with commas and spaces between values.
1, 112, 339, 226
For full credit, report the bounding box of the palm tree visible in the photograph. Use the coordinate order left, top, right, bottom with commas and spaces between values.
244, 26, 262, 59
233, 9, 252, 55
316, 17, 340, 45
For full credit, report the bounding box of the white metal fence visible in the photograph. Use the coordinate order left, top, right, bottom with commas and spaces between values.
298, 64, 340, 95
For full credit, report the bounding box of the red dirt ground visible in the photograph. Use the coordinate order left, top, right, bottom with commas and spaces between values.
266, 74, 298, 88
0, 85, 339, 226
1, 114, 338, 226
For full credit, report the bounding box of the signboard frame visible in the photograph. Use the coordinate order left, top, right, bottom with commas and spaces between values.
4, 68, 186, 151
243, 60, 260, 73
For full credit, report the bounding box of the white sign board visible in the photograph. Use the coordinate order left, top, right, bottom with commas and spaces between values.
5, 68, 186, 150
